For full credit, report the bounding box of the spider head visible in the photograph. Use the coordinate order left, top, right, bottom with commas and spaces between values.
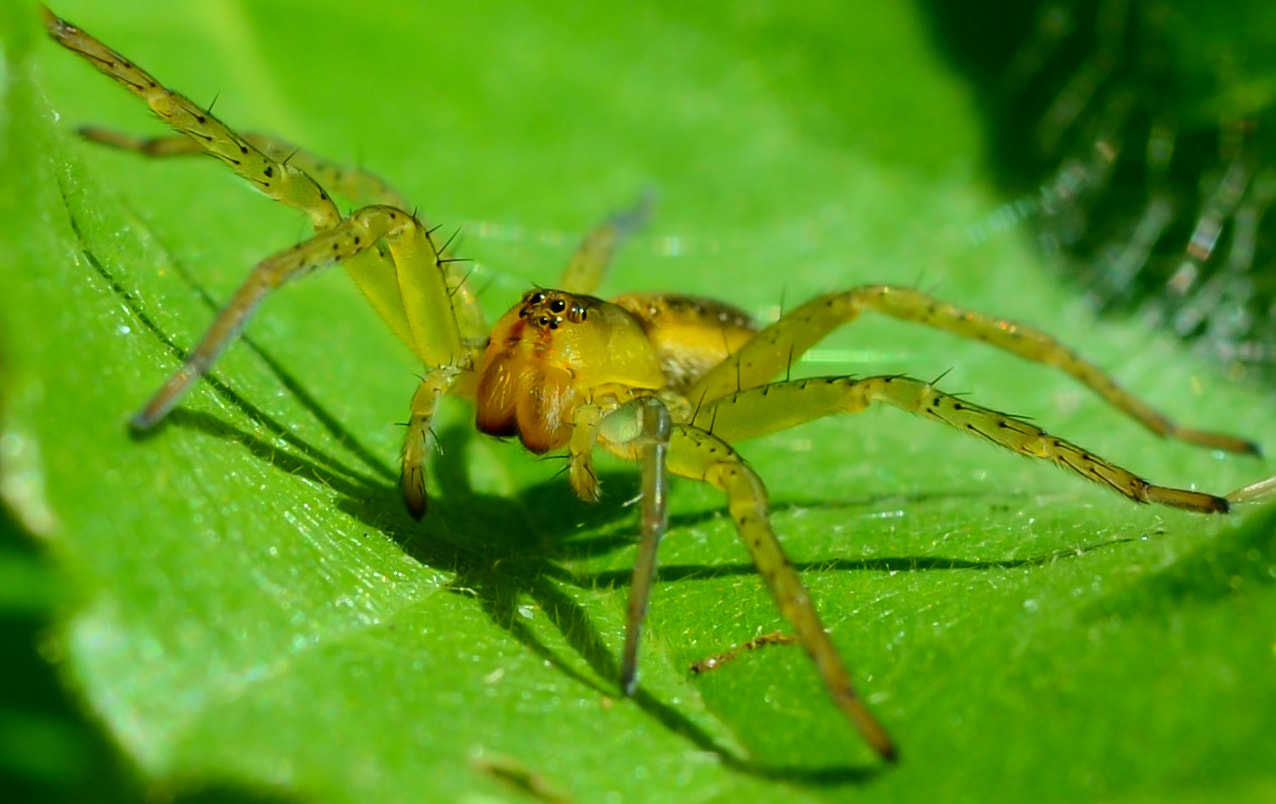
517, 289, 589, 331
474, 289, 665, 453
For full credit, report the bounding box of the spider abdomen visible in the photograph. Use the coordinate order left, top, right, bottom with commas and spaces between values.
611, 292, 758, 392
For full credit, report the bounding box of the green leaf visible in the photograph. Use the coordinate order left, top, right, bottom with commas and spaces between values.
3, 1, 1275, 802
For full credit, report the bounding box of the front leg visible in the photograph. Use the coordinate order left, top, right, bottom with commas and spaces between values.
663, 424, 897, 761
602, 409, 896, 761
77, 128, 413, 209
567, 404, 604, 502
401, 365, 470, 518
693, 375, 1232, 513
45, 10, 341, 231
131, 206, 429, 428
688, 285, 1257, 455
597, 398, 673, 696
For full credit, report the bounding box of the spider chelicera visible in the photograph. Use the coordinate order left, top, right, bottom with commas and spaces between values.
45, 8, 1261, 762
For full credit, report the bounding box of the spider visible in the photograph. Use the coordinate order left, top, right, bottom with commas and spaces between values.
45, 8, 1261, 763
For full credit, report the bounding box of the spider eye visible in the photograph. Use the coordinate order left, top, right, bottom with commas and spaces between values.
528, 291, 545, 305
549, 298, 567, 314
568, 303, 587, 323
538, 316, 552, 327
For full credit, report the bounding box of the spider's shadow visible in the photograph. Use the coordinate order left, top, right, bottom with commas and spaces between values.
162, 372, 1130, 786
78, 211, 1158, 784
86, 226, 1119, 785
165, 400, 895, 783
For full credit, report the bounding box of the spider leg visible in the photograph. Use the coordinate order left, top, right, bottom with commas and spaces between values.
556, 193, 655, 294
401, 365, 472, 518
75, 124, 488, 353
600, 399, 895, 760
1225, 474, 1276, 506
47, 10, 484, 426
132, 207, 464, 428
659, 424, 896, 761
688, 285, 1258, 455
77, 127, 413, 208
45, 10, 340, 231
596, 398, 674, 700
567, 404, 605, 502
693, 374, 1231, 513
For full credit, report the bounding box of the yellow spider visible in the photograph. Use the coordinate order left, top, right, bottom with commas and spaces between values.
45, 8, 1260, 762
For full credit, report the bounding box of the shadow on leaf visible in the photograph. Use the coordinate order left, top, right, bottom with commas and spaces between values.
1086, 501, 1276, 621
74, 185, 1139, 784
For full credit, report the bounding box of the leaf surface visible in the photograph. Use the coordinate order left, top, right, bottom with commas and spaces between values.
2, 1, 1274, 802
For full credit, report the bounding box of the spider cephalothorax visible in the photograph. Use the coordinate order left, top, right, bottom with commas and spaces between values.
476, 290, 662, 454
46, 7, 1263, 762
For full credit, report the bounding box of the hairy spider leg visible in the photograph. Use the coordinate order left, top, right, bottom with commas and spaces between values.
601, 421, 898, 761
567, 404, 605, 502
77, 127, 414, 209
44, 11, 478, 429
127, 207, 460, 428
689, 285, 1259, 455
595, 399, 673, 693
692, 375, 1231, 513
45, 12, 339, 236
73, 125, 492, 349
400, 365, 472, 518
